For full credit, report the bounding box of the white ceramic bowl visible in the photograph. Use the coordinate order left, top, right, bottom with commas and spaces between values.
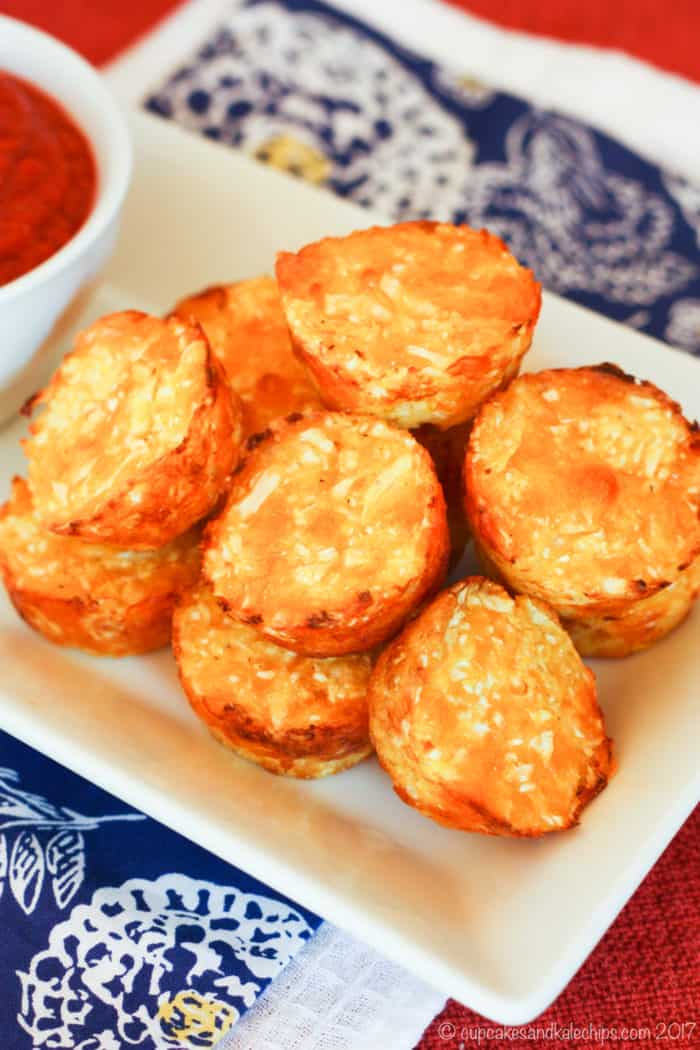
0, 17, 132, 425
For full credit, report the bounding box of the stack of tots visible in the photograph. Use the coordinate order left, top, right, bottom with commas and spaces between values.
2, 221, 699, 837
1, 312, 241, 655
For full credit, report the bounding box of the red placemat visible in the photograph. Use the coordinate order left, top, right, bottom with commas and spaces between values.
446, 0, 700, 84
0, 0, 185, 66
3, 3, 699, 1047
2, 0, 700, 83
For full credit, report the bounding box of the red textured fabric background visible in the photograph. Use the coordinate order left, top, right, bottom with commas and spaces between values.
1, 0, 699, 82
446, 0, 700, 84
3, 2, 699, 1047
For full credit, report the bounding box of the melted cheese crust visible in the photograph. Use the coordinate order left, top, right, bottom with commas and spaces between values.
172, 276, 323, 437
204, 411, 449, 655
369, 577, 612, 836
276, 222, 541, 429
174, 582, 374, 777
24, 311, 242, 548
0, 478, 200, 655
466, 365, 700, 621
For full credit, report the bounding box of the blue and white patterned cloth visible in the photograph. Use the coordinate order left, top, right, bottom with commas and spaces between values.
144, 0, 700, 354
0, 732, 319, 1048
4, 1, 700, 1047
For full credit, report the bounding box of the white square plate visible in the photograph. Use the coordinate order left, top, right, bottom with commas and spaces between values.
1, 111, 698, 1025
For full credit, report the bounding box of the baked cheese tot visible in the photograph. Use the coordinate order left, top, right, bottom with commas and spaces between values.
171, 276, 323, 438
203, 411, 449, 655
369, 577, 612, 835
0, 478, 200, 655
276, 222, 540, 429
465, 365, 700, 656
24, 311, 242, 549
174, 582, 374, 777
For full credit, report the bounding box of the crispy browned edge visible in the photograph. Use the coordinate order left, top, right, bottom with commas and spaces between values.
172, 596, 373, 778
203, 413, 451, 656
286, 316, 538, 424
473, 533, 700, 658
368, 578, 613, 836
387, 756, 612, 838
276, 223, 542, 426
0, 483, 198, 656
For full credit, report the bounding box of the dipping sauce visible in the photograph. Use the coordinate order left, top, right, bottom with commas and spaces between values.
0, 70, 96, 287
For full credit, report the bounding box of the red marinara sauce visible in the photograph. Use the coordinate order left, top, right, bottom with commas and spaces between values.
0, 71, 96, 287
